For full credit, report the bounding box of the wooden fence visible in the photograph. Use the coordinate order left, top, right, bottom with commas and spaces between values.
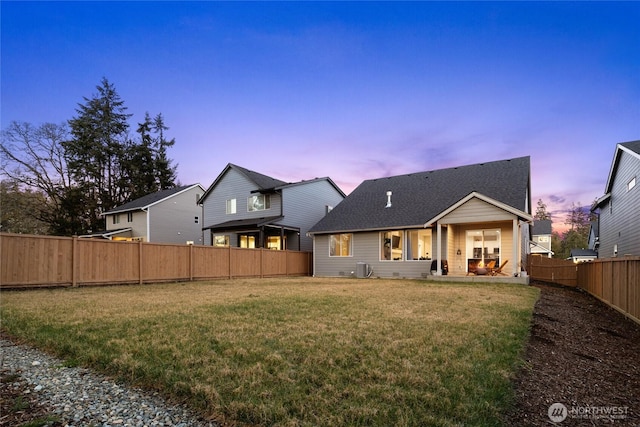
528, 255, 640, 324
527, 256, 578, 287
0, 233, 312, 289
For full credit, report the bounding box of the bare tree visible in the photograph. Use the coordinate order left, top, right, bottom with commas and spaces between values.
0, 121, 84, 234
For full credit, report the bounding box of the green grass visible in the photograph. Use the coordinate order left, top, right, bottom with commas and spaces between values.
0, 277, 539, 427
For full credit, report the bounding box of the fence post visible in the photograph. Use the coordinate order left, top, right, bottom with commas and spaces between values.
72, 236, 78, 287
228, 245, 232, 279
189, 244, 194, 282
138, 240, 143, 285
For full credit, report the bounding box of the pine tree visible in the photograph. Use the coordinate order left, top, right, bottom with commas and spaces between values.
534, 199, 551, 221
152, 113, 177, 189
65, 78, 132, 232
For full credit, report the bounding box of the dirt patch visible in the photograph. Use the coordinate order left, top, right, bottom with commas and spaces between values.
509, 281, 640, 426
0, 367, 63, 426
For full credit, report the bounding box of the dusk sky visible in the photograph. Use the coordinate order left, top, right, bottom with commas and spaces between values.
2, 2, 639, 232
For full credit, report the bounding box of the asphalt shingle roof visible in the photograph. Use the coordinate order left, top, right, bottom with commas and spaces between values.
309, 156, 530, 234
621, 140, 640, 155
532, 219, 552, 235
230, 163, 288, 190
103, 185, 198, 214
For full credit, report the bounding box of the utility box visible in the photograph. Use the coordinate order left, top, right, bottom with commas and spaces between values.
356, 262, 369, 278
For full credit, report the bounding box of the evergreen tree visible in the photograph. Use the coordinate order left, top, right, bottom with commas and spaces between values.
3, 79, 179, 235
125, 112, 159, 200
65, 78, 132, 232
151, 113, 177, 189
534, 199, 551, 221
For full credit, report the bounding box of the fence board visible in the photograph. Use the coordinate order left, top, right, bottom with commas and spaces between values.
1, 233, 311, 288
530, 255, 640, 325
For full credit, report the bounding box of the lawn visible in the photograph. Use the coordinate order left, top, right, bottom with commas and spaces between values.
0, 277, 539, 427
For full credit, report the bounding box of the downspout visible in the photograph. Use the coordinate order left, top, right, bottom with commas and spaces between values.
280, 190, 284, 250
512, 218, 519, 276
436, 222, 442, 275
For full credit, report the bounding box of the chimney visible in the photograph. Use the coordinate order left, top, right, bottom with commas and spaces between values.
385, 191, 392, 208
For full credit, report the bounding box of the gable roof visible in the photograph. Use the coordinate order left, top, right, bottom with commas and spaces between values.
308, 156, 531, 234
200, 163, 345, 202
604, 140, 640, 194
102, 184, 204, 215
532, 219, 552, 235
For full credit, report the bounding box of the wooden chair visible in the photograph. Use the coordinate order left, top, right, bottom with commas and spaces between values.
491, 260, 509, 276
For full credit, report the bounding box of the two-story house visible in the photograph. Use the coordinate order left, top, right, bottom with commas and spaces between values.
93, 184, 205, 244
200, 163, 345, 252
592, 140, 640, 257
530, 219, 554, 258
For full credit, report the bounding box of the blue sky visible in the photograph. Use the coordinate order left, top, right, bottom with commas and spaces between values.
2, 1, 639, 231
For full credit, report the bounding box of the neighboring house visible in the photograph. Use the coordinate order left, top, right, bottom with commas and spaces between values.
200, 163, 345, 252
592, 140, 640, 257
568, 248, 597, 263
86, 184, 206, 244
308, 157, 533, 278
530, 219, 554, 258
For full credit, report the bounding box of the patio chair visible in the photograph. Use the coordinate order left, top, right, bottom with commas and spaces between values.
491, 260, 509, 276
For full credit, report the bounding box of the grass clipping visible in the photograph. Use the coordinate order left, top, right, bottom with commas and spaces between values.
1, 278, 539, 427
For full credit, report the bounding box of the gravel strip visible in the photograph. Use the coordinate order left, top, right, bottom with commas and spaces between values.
0, 339, 217, 427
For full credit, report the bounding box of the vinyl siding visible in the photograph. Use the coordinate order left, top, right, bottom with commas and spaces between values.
313, 220, 524, 277
282, 181, 344, 252
202, 168, 282, 245
439, 197, 516, 224
599, 151, 640, 257
313, 230, 443, 278
148, 186, 203, 244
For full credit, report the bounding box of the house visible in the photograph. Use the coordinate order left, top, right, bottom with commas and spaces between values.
530, 219, 554, 258
88, 184, 206, 244
200, 163, 345, 252
568, 248, 597, 263
592, 140, 640, 257
308, 157, 533, 279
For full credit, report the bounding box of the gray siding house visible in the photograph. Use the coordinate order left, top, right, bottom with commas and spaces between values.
530, 219, 554, 258
593, 140, 640, 257
94, 184, 205, 244
200, 163, 345, 252
308, 157, 533, 278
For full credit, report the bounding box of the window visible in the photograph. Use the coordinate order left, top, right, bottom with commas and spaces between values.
628, 177, 636, 191
240, 235, 256, 248
226, 198, 237, 214
112, 214, 120, 225
248, 194, 270, 211
381, 231, 403, 261
127, 212, 133, 222
329, 233, 352, 256
406, 229, 432, 260
466, 229, 501, 266
213, 235, 229, 247
267, 236, 284, 250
